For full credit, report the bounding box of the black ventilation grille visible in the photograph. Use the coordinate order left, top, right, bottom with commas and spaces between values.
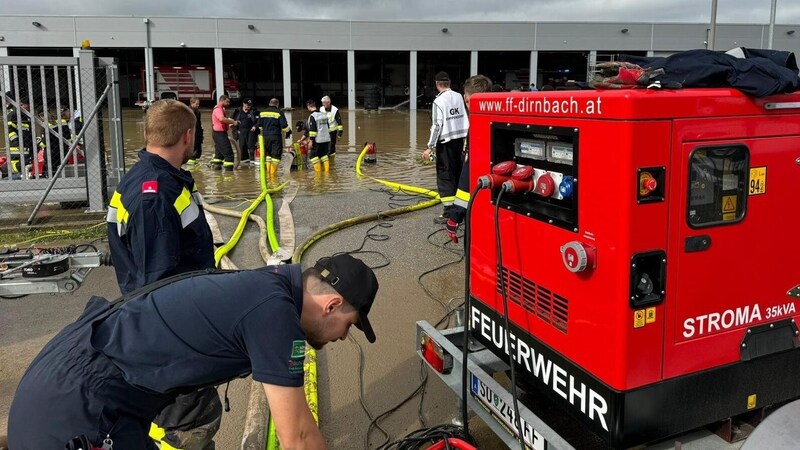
497, 266, 568, 333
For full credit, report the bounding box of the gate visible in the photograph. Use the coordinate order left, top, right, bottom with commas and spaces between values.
0, 50, 124, 225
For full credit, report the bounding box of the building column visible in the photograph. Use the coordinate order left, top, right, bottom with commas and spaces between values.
282, 49, 292, 109
470, 51, 478, 76
587, 50, 598, 82
529, 51, 538, 89
143, 47, 154, 103
409, 51, 417, 111
646, 50, 654, 57
0, 48, 10, 98
214, 48, 224, 102
347, 50, 355, 110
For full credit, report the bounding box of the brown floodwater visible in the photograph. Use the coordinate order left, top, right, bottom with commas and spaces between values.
121, 107, 438, 198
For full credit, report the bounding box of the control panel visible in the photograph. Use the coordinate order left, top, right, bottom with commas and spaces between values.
491, 124, 579, 231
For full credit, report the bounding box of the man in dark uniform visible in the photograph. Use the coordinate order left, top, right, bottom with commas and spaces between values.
445, 75, 493, 244
231, 98, 259, 165
39, 106, 74, 176
7, 254, 380, 450
106, 99, 214, 293
104, 99, 219, 449
256, 97, 291, 176
5, 94, 34, 176
305, 99, 331, 172
187, 97, 203, 165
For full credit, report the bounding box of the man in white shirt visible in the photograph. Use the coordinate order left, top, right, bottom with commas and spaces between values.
422, 71, 469, 224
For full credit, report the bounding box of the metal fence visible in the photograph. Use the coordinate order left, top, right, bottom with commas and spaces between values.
0, 51, 123, 224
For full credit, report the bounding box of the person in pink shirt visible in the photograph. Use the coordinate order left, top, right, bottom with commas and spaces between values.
210, 95, 239, 170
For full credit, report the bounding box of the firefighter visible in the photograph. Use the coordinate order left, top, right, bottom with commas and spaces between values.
210, 95, 238, 171
305, 99, 331, 172
7, 254, 379, 450
422, 71, 469, 225
445, 75, 494, 244
38, 107, 74, 176
5, 94, 34, 176
320, 95, 343, 160
232, 98, 259, 165
105, 99, 221, 450
187, 97, 203, 165
257, 97, 291, 176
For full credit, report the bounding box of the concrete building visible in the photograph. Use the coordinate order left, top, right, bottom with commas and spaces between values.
1, 15, 799, 109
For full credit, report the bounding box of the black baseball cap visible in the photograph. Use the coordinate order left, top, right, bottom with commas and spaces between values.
243, 98, 253, 105
435, 71, 450, 82
314, 254, 379, 343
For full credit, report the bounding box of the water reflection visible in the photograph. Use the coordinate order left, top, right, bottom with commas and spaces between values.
120, 107, 436, 197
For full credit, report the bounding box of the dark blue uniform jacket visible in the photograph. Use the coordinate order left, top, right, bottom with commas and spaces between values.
106, 149, 215, 294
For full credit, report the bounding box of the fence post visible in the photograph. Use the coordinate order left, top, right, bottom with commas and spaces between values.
104, 61, 125, 185
79, 49, 108, 213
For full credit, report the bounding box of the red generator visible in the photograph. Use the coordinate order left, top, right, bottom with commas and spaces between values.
466, 88, 800, 448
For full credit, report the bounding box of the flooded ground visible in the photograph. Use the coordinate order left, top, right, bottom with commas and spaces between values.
0, 106, 439, 226
123, 107, 438, 198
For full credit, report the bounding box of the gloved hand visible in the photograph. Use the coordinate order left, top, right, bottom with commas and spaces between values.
338, 130, 343, 138
446, 219, 459, 244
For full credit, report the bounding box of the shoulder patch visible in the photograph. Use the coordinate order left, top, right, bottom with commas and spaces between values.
142, 180, 159, 194
291, 340, 306, 358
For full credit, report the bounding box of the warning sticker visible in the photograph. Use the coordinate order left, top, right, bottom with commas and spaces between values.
747, 394, 757, 410
645, 307, 656, 324
634, 310, 646, 329
722, 195, 737, 213
748, 167, 767, 195
722, 195, 737, 221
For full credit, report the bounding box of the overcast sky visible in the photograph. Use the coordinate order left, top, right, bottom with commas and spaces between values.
2, 0, 800, 24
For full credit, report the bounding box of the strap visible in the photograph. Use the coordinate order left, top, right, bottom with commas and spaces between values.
109, 268, 240, 311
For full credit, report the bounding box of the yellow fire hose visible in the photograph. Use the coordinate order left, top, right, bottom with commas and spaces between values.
266, 144, 441, 450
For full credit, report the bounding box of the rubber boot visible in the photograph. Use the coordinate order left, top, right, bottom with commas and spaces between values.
323, 158, 330, 172
271, 159, 280, 176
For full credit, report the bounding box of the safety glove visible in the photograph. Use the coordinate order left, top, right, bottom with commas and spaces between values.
446, 219, 459, 244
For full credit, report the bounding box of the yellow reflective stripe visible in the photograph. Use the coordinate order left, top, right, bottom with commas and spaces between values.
9, 147, 21, 153
309, 131, 317, 137
9, 131, 17, 139
282, 126, 290, 132
440, 195, 455, 206
259, 111, 281, 118
7, 122, 17, 129
174, 187, 192, 214
174, 187, 201, 229
454, 189, 470, 208
107, 191, 130, 236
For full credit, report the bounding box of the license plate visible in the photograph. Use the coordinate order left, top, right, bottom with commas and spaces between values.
471, 374, 547, 450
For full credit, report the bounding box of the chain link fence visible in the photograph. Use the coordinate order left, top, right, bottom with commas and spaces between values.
0, 52, 123, 225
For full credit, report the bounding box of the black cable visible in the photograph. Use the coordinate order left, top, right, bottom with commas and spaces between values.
340, 187, 476, 449
375, 424, 476, 450
495, 188, 526, 450
460, 184, 482, 437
